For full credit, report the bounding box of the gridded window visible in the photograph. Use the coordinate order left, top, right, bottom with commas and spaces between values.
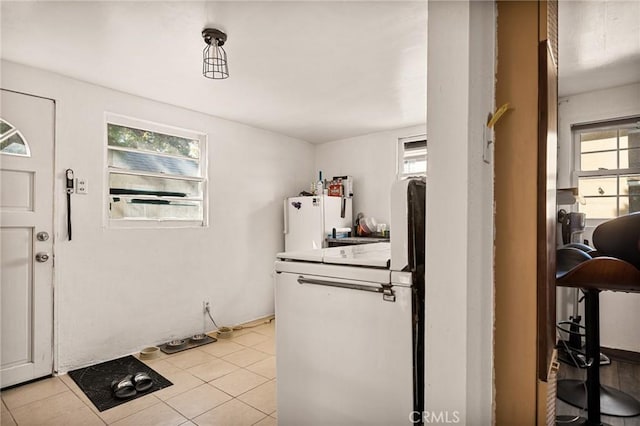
106, 115, 207, 226
398, 135, 427, 179
574, 118, 640, 219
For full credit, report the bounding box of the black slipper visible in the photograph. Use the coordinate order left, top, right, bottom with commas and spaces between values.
111, 375, 136, 399
132, 372, 153, 392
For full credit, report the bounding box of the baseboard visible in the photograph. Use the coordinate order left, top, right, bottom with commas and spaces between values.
537, 349, 558, 426
601, 347, 640, 365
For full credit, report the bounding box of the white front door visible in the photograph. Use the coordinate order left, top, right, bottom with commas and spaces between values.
1, 89, 55, 388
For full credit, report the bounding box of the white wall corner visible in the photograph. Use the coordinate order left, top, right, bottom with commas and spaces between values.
426, 0, 495, 424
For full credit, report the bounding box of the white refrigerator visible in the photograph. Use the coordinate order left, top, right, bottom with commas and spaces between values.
275, 243, 414, 425
275, 178, 426, 425
283, 195, 352, 252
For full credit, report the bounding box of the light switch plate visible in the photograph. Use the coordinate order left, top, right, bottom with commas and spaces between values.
76, 178, 88, 194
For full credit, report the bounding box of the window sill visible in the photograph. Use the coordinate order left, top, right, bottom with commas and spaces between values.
106, 219, 207, 229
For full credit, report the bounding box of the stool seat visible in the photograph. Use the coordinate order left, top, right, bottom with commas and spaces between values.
557, 256, 640, 293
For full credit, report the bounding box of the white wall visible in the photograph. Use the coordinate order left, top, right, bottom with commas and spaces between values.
1, 60, 315, 372
557, 82, 640, 352
426, 1, 495, 423
557, 82, 640, 188
314, 125, 426, 226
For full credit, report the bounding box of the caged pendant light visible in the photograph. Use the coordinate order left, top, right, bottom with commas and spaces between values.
202, 28, 228, 79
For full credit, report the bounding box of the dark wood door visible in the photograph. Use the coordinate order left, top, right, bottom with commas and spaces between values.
537, 39, 558, 382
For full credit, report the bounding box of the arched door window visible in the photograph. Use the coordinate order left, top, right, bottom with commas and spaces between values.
0, 118, 31, 157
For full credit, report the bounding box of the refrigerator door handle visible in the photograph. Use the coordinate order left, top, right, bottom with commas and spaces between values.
283, 199, 289, 235
297, 276, 396, 302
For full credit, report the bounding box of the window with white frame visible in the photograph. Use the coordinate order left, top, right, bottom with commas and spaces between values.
573, 117, 640, 220
398, 135, 427, 179
106, 115, 207, 226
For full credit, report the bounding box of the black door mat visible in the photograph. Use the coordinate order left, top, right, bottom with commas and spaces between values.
160, 335, 217, 354
67, 355, 173, 412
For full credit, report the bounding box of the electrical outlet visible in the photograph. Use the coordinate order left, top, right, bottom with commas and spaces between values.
76, 178, 88, 194
203, 301, 210, 314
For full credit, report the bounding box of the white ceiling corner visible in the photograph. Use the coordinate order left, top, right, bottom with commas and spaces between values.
0, 1, 428, 144
4, 1, 637, 138
558, 0, 640, 97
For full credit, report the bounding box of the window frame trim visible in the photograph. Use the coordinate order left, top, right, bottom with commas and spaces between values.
103, 112, 209, 229
397, 133, 427, 180
572, 116, 640, 219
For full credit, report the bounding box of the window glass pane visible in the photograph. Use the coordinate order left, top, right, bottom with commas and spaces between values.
403, 158, 427, 174
404, 140, 427, 154
620, 134, 628, 149
578, 176, 617, 197
110, 197, 203, 221
579, 197, 618, 219
621, 175, 640, 214
619, 148, 640, 169
580, 130, 617, 153
108, 149, 200, 177
621, 129, 640, 150
580, 150, 617, 171
107, 123, 200, 159
619, 197, 630, 215
109, 173, 203, 199
0, 132, 29, 156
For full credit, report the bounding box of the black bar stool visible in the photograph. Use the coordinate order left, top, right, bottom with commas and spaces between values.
556, 212, 640, 425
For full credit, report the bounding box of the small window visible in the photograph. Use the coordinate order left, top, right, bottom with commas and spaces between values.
106, 115, 207, 227
573, 117, 640, 219
0, 118, 31, 157
398, 135, 427, 179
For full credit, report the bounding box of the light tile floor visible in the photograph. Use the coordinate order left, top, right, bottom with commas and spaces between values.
1, 320, 277, 426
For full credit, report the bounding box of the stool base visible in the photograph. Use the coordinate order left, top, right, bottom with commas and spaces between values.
556, 415, 611, 426
558, 379, 640, 417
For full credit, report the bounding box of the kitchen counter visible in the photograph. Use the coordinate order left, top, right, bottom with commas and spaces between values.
326, 236, 390, 247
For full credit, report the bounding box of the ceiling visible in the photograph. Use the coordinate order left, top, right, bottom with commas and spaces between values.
3, 1, 637, 142
0, 1, 427, 144
558, 0, 640, 97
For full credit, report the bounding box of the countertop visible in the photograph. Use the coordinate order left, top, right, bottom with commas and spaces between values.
326, 236, 390, 246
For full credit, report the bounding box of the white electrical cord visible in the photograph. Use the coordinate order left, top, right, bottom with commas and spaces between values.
556, 328, 589, 423
205, 305, 274, 332
205, 305, 220, 329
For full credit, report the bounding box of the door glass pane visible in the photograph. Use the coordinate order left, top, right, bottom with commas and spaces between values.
0, 132, 30, 157
619, 148, 640, 169
580, 151, 617, 171
0, 119, 14, 136
578, 176, 617, 197
580, 130, 617, 153
579, 197, 617, 219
